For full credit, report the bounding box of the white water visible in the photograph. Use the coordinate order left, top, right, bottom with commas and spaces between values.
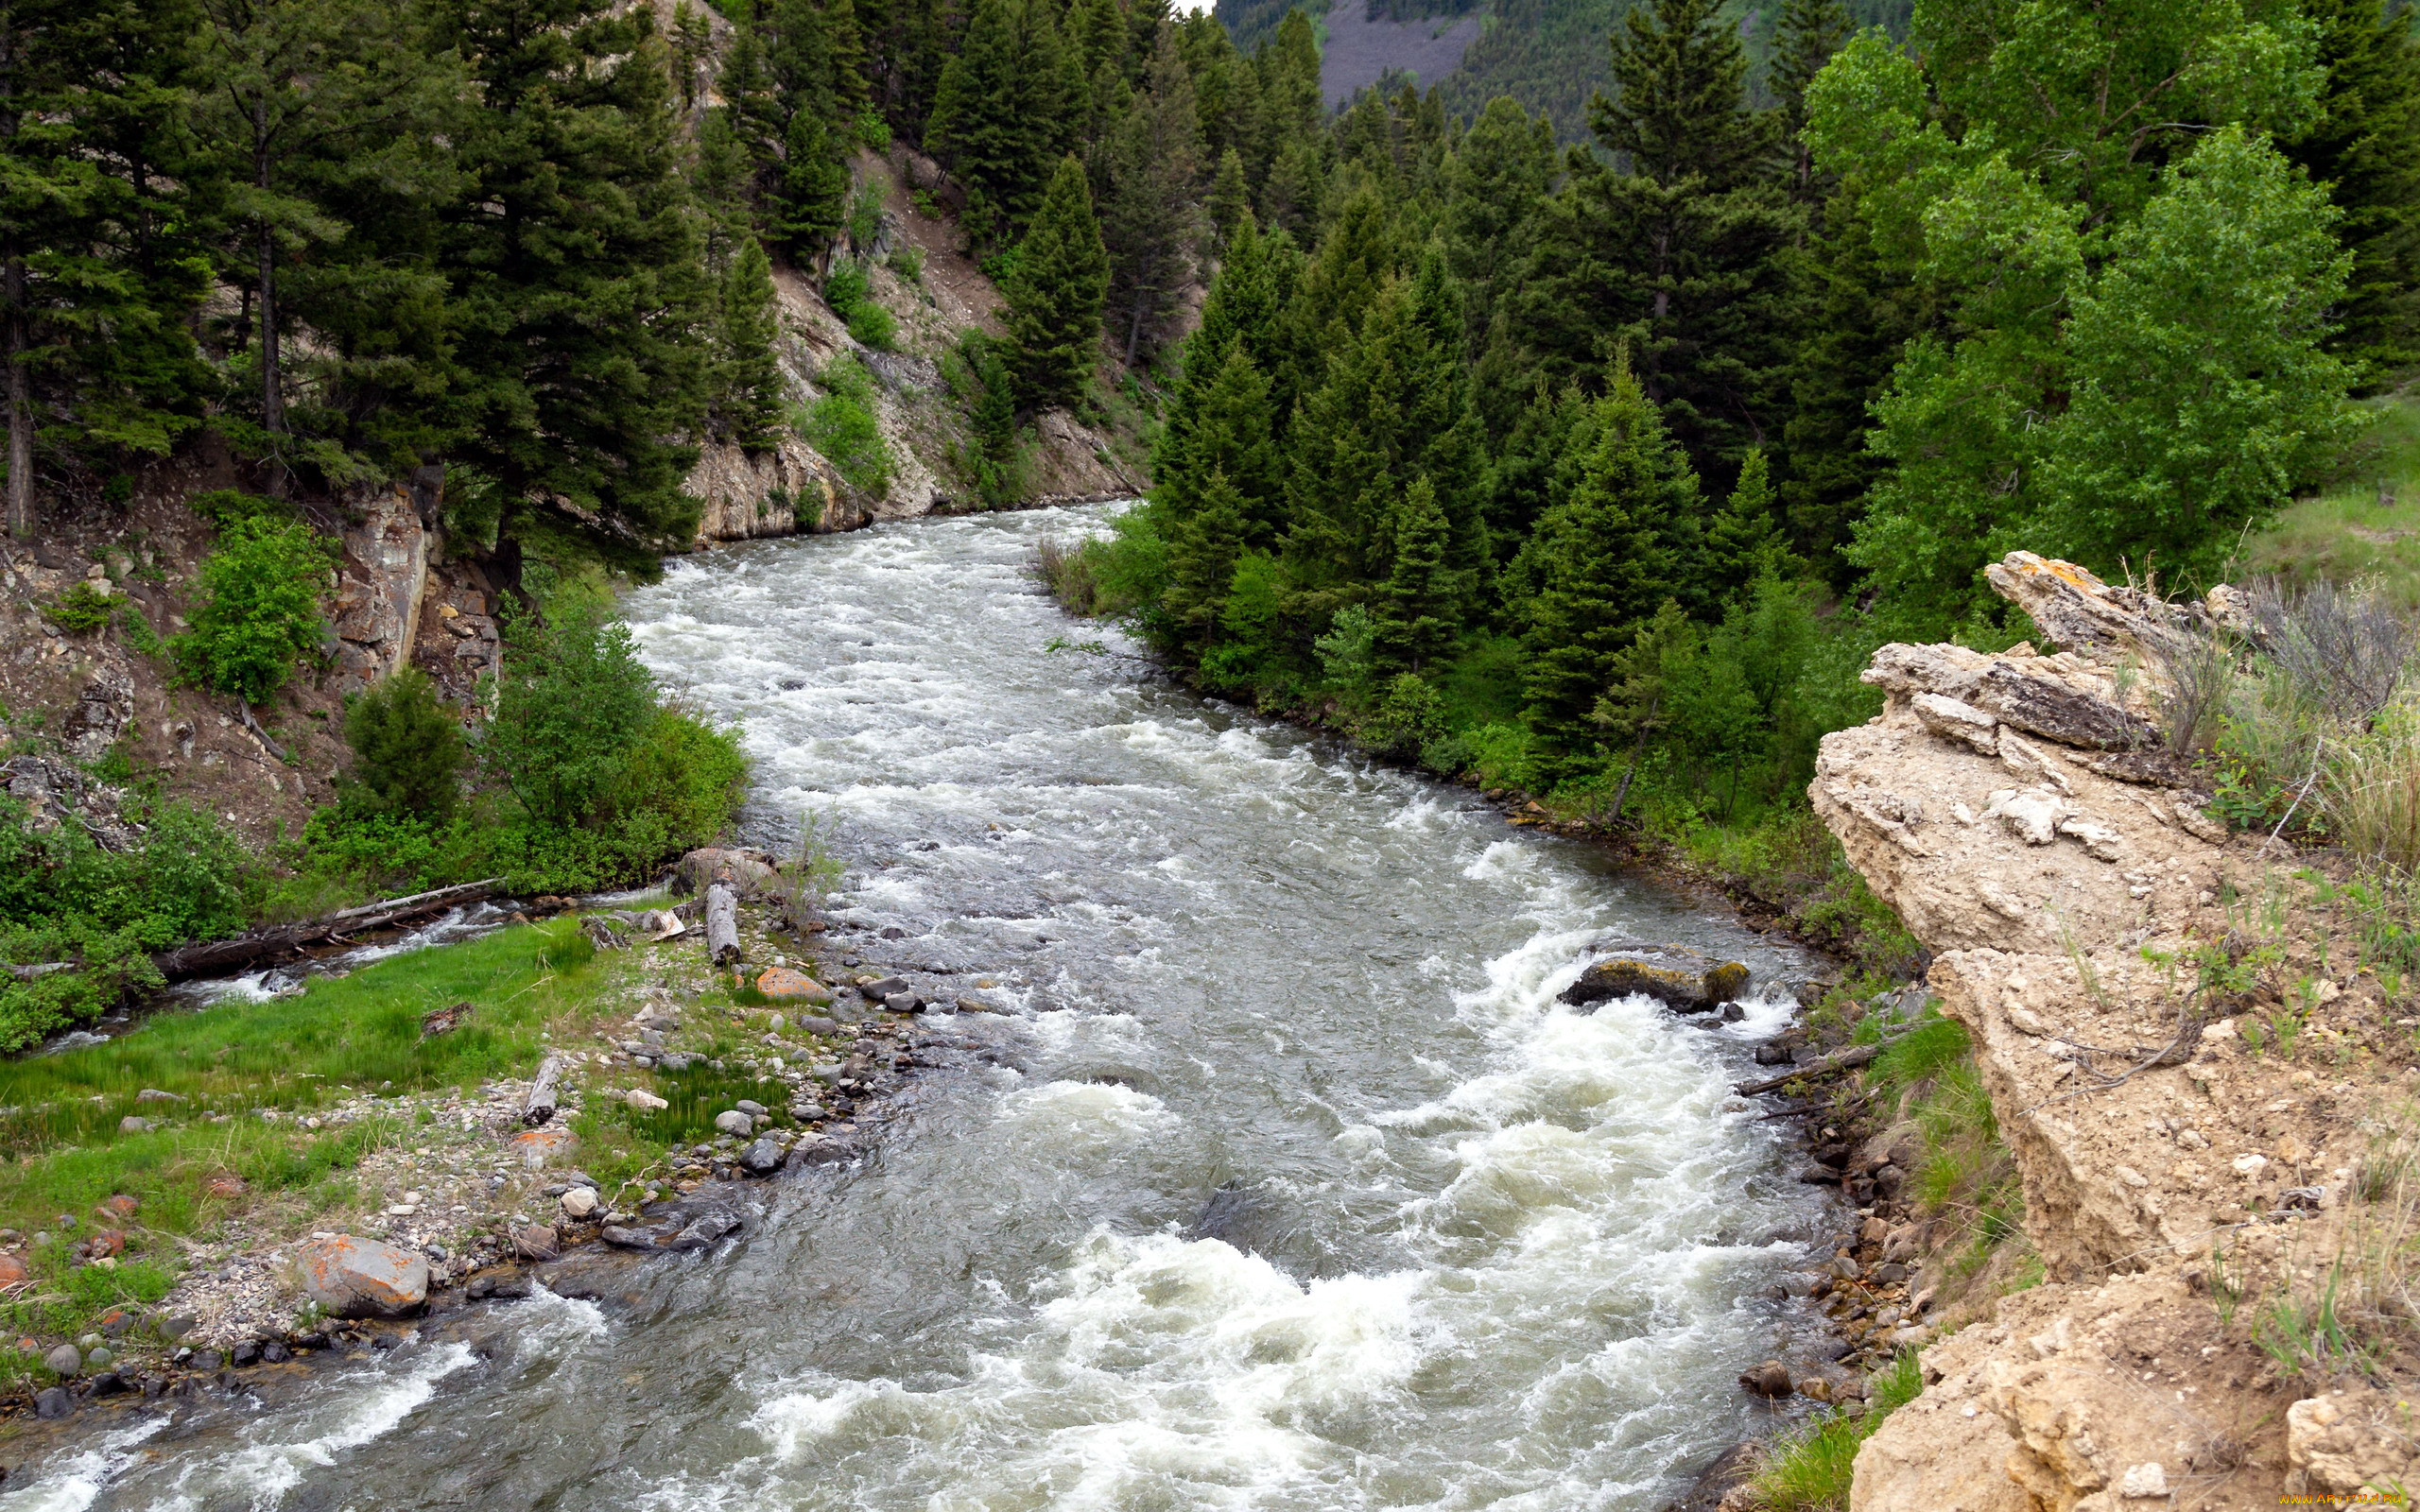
8, 505, 1830, 1509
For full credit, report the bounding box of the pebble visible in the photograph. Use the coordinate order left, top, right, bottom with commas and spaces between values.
43, 1344, 78, 1376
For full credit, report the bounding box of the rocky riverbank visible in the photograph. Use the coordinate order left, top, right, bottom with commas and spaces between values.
0, 850, 1042, 1438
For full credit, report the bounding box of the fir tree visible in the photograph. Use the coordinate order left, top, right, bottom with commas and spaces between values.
1768, 0, 1850, 203
1163, 467, 1250, 652
2283, 0, 2420, 377
1100, 24, 1205, 365
1516, 356, 1705, 765
440, 0, 713, 554
1207, 147, 1252, 250
1002, 155, 1111, 410
1704, 448, 1792, 592
1511, 0, 1798, 477
718, 237, 786, 453
925, 0, 1076, 243
672, 0, 712, 110
1371, 475, 1455, 674
773, 107, 850, 258
1441, 95, 1557, 354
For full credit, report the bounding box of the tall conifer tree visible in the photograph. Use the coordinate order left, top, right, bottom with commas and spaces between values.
1002, 155, 1110, 410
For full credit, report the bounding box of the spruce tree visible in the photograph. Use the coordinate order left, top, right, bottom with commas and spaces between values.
1516, 356, 1706, 766
1002, 155, 1111, 410
1768, 0, 1850, 203
773, 108, 850, 258
672, 0, 712, 110
2283, 0, 2420, 377
1207, 148, 1252, 250
1441, 95, 1556, 354
1510, 0, 1797, 477
1371, 475, 1455, 674
1100, 24, 1205, 365
441, 0, 713, 553
1162, 467, 1249, 654
719, 237, 786, 452
925, 0, 1075, 243
1704, 448, 1792, 593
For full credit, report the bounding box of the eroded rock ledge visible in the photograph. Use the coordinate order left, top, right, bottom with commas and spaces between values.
1815, 553, 2415, 1512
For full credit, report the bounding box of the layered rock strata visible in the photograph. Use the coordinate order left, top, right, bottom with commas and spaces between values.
1816, 554, 2412, 1512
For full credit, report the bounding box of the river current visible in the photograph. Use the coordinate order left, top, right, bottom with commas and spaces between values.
7, 504, 1831, 1511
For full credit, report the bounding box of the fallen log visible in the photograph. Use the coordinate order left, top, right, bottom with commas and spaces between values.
152, 878, 506, 983
523, 1055, 565, 1126
704, 878, 741, 968
1734, 1042, 1885, 1097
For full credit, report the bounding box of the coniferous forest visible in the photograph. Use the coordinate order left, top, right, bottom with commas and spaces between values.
10, 0, 2420, 904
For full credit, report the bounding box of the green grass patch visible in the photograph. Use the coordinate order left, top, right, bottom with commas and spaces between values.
2245, 386, 2420, 611
1751, 1350, 1925, 1511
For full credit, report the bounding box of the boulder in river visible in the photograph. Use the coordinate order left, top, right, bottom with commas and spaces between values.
298, 1236, 429, 1318
1560, 946, 1749, 1014
738, 1139, 784, 1175
1737, 1360, 1794, 1398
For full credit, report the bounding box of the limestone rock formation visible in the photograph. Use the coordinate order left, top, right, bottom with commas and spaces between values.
1818, 553, 2409, 1512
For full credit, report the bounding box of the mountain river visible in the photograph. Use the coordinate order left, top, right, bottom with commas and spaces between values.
4, 502, 1835, 1511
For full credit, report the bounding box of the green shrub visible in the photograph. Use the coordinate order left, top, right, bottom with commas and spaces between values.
484, 607, 659, 828
856, 106, 890, 153
823, 259, 895, 351
175, 515, 335, 705
798, 355, 894, 497
846, 180, 883, 249
42, 582, 114, 634
888, 245, 925, 284
342, 668, 464, 819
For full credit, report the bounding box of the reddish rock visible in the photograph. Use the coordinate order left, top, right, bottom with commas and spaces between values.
0, 1255, 26, 1287
204, 1174, 247, 1199
297, 1236, 429, 1319
511, 1124, 578, 1170
87, 1230, 126, 1259
98, 1194, 137, 1220
754, 967, 829, 1003
512, 1225, 561, 1262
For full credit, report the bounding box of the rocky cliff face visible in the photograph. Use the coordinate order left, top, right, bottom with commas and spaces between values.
1816, 555, 2419, 1512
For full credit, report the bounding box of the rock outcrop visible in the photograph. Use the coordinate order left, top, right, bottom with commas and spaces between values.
1817, 554, 2412, 1512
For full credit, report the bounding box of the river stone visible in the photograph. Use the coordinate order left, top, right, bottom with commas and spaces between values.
735, 1099, 768, 1117
625, 1089, 668, 1112
559, 1187, 598, 1219
1561, 946, 1750, 1014
1737, 1360, 1794, 1398
713, 1109, 753, 1137
297, 1236, 429, 1319
665, 1211, 742, 1251
794, 1016, 839, 1038
34, 1386, 70, 1418
754, 968, 829, 1004
513, 1225, 561, 1261
43, 1344, 78, 1376
599, 1225, 663, 1250
738, 1139, 784, 1175
860, 975, 908, 1001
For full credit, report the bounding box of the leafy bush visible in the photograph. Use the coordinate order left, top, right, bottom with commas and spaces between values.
888, 245, 925, 284
856, 106, 890, 152
484, 607, 658, 827
823, 259, 895, 351
175, 515, 335, 705
42, 582, 114, 634
846, 180, 884, 249
342, 667, 463, 820
798, 355, 894, 498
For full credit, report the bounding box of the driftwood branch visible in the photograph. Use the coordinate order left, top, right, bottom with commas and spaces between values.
523, 1055, 564, 1126
704, 878, 740, 968
237, 701, 288, 764
1735, 1042, 1886, 1096
153, 877, 505, 982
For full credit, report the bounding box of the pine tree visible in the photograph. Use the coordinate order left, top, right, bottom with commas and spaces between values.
1516, 356, 1706, 765
1371, 475, 1455, 674
1768, 0, 1850, 203
1100, 23, 1204, 365
719, 238, 786, 452
1704, 448, 1793, 592
773, 107, 850, 258
1162, 344, 1282, 544
441, 0, 713, 553
2283, 0, 2420, 377
1441, 95, 1556, 354
695, 110, 756, 267
672, 0, 712, 110
1002, 155, 1111, 410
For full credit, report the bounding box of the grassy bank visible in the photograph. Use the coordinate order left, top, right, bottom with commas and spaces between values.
0, 896, 876, 1384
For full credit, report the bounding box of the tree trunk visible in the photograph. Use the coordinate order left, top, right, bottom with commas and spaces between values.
705, 878, 741, 968
151, 877, 505, 981
254, 107, 285, 496
522, 1055, 564, 1126
3, 246, 26, 540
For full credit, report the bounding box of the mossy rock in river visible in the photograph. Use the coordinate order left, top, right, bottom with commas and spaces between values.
1560, 946, 1751, 1015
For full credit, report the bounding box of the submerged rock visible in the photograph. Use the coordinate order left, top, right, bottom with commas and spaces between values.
1560, 945, 1750, 1014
